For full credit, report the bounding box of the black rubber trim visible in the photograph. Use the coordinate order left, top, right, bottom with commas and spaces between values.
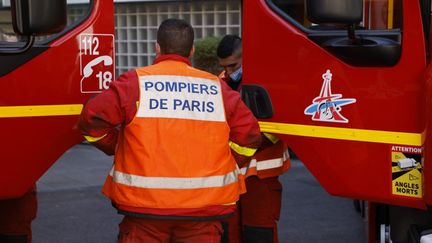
308, 30, 401, 44
243, 226, 274, 243
264, 0, 309, 33
0, 35, 34, 55
0, 234, 28, 243
118, 210, 234, 221
0, 45, 48, 77
420, 0, 431, 48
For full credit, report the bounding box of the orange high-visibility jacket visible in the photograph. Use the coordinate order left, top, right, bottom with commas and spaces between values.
240, 134, 291, 179
102, 59, 246, 215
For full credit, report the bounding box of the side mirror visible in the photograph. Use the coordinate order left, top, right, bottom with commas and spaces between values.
306, 0, 362, 41
11, 0, 67, 36
305, 0, 400, 67
306, 0, 362, 25
241, 84, 274, 119
1, 0, 66, 55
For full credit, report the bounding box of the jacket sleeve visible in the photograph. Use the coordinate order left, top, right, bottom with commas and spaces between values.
77, 70, 139, 155
221, 80, 262, 166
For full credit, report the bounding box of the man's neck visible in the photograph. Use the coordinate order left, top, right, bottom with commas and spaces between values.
153, 54, 192, 66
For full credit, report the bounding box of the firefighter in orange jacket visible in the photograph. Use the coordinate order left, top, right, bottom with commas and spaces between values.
78, 19, 261, 242
217, 34, 291, 243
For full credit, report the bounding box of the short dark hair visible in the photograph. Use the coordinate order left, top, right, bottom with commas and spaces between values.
217, 34, 242, 59
157, 19, 194, 57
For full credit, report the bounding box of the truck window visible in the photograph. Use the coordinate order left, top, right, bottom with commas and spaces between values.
0, 0, 91, 44
267, 0, 402, 31
266, 0, 411, 66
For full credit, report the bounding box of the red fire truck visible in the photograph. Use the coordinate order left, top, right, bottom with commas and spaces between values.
0, 0, 114, 235
241, 0, 432, 242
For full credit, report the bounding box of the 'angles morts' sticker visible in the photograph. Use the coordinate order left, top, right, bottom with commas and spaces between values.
391, 145, 422, 198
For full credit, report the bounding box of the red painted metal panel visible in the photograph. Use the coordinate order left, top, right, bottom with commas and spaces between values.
244, 0, 427, 208
0, 0, 114, 199
423, 63, 432, 206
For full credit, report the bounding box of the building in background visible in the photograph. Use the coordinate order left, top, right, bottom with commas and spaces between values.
114, 0, 241, 74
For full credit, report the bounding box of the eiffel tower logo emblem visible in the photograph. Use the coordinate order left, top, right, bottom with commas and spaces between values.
304, 70, 356, 123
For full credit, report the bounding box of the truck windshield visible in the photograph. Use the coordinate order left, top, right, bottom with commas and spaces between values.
0, 0, 91, 45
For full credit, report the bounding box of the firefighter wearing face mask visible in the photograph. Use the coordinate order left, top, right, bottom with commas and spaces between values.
217, 36, 243, 92
217, 35, 291, 243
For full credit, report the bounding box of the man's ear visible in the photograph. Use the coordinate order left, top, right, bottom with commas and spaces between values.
155, 42, 161, 56
189, 46, 195, 58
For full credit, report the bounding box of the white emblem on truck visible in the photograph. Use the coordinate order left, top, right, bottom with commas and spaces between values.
304, 70, 356, 123
79, 34, 115, 93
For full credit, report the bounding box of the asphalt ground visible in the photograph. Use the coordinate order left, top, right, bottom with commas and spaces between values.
33, 144, 367, 242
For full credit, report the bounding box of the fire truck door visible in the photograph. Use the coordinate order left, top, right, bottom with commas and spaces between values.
243, 0, 429, 208
0, 0, 114, 199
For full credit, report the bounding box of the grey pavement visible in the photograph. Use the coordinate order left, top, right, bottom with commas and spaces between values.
33, 144, 366, 242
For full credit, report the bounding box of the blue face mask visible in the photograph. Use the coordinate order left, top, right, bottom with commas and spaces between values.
229, 66, 242, 82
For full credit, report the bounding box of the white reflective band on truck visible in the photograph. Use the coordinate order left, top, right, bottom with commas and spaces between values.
109, 167, 239, 189
137, 75, 225, 122
240, 149, 290, 175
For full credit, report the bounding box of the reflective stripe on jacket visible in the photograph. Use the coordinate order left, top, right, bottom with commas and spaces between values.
102, 59, 246, 213
240, 133, 291, 179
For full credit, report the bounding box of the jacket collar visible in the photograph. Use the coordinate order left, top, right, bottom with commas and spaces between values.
153, 54, 192, 66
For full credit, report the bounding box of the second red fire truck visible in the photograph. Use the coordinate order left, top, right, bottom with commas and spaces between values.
242, 0, 432, 242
